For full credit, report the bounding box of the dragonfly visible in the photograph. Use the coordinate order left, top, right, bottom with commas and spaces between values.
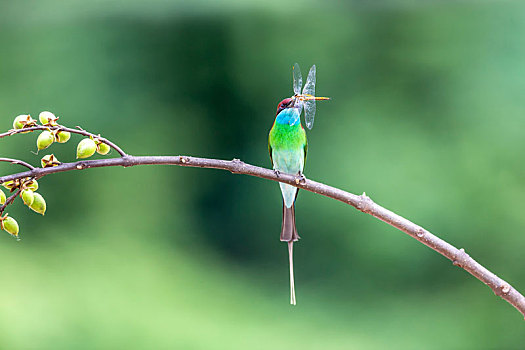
291, 63, 330, 129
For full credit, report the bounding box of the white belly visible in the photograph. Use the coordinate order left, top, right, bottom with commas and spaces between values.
272, 149, 305, 208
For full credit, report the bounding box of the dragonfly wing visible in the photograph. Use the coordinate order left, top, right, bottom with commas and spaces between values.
302, 65, 316, 96
293, 63, 302, 96
304, 100, 316, 129
303, 65, 316, 129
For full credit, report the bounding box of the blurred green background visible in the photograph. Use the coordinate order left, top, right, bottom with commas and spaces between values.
1, 0, 525, 348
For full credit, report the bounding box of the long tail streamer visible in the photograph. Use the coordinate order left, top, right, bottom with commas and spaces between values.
288, 241, 296, 305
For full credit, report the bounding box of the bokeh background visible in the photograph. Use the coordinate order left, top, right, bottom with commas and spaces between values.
1, 0, 525, 348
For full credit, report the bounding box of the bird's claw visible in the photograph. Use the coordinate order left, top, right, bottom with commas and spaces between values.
295, 172, 307, 185
274, 169, 281, 177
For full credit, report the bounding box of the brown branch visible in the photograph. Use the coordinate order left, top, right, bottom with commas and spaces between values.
0, 155, 523, 317
0, 188, 22, 215
0, 157, 35, 170
0, 126, 127, 157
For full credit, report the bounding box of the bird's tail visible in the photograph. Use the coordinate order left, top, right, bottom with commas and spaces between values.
288, 241, 296, 305
281, 203, 299, 305
280, 204, 300, 242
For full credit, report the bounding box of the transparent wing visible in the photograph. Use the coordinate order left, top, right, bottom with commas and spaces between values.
302, 65, 316, 129
293, 63, 302, 96
303, 100, 316, 130
302, 64, 316, 96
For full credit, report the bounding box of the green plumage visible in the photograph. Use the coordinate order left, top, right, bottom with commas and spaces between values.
268, 108, 307, 209
268, 122, 307, 155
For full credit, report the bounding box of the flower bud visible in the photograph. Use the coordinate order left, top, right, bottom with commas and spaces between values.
29, 193, 46, 215
1, 216, 19, 237
97, 142, 110, 155
25, 179, 38, 191
2, 180, 17, 190
37, 130, 54, 150
13, 114, 37, 132
76, 138, 97, 159
21, 189, 34, 206
0, 189, 5, 205
13, 115, 28, 129
41, 154, 60, 168
55, 130, 71, 143
39, 111, 58, 126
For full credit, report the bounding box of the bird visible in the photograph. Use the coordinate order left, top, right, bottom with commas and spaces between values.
268, 97, 307, 305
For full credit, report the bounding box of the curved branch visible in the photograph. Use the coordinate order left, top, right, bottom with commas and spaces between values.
0, 188, 22, 215
0, 157, 35, 170
0, 155, 524, 318
0, 126, 127, 157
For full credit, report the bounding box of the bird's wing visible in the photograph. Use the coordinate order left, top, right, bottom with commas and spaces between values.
303, 136, 308, 164
268, 133, 273, 165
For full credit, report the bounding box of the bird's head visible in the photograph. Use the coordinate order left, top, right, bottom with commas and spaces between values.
275, 98, 294, 116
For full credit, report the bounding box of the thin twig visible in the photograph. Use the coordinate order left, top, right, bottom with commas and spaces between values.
0, 126, 127, 157
0, 158, 35, 170
0, 188, 22, 215
0, 155, 523, 318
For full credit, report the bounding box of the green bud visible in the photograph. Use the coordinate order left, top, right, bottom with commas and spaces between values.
2, 181, 15, 190
29, 192, 46, 215
76, 138, 97, 159
55, 131, 71, 143
21, 189, 34, 206
0, 189, 5, 205
97, 142, 110, 155
13, 114, 37, 132
39, 111, 58, 126
13, 115, 28, 129
37, 130, 54, 150
2, 216, 19, 237
41, 154, 60, 168
25, 179, 38, 191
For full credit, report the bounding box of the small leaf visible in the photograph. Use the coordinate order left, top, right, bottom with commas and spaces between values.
29, 193, 46, 215
37, 130, 54, 150
76, 138, 97, 159
0, 189, 6, 205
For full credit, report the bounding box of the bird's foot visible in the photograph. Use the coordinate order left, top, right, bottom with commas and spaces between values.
295, 172, 307, 185
274, 169, 281, 177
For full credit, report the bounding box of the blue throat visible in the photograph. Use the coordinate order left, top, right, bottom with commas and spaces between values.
276, 108, 301, 126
